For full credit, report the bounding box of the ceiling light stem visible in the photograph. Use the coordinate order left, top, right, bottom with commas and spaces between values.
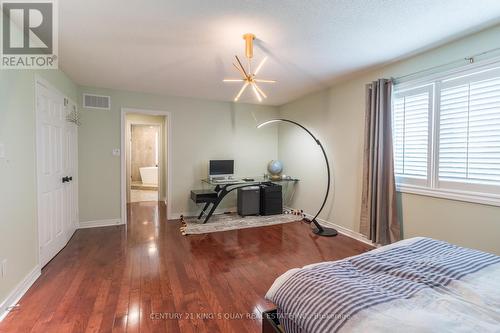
243, 33, 255, 59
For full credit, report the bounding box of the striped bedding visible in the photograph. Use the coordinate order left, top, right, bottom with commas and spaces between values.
266, 237, 500, 333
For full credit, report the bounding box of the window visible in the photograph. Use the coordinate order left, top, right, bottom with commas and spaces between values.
393, 65, 500, 206
393, 85, 432, 186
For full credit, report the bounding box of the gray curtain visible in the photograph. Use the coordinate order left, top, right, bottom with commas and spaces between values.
360, 79, 400, 245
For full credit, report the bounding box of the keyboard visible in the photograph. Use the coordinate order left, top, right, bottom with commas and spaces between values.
211, 178, 238, 184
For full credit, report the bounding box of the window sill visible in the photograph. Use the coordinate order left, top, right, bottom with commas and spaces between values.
396, 184, 500, 208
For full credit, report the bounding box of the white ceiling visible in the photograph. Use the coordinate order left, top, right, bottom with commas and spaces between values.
59, 0, 500, 105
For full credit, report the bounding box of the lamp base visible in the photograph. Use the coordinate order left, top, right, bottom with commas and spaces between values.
304, 218, 338, 237
312, 226, 338, 237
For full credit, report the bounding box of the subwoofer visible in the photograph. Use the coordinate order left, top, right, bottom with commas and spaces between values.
237, 186, 260, 216
260, 183, 282, 216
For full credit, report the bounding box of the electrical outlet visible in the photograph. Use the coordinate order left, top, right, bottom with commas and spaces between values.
1, 259, 6, 278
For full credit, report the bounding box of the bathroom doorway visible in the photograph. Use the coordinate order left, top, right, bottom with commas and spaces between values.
121, 108, 172, 224
130, 124, 160, 202
124, 113, 167, 204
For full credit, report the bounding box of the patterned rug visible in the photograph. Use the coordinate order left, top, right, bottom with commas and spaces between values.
180, 213, 303, 235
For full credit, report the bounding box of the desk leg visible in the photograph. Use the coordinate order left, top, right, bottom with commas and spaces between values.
202, 185, 227, 224
197, 202, 211, 219
203, 199, 220, 224
202, 184, 257, 223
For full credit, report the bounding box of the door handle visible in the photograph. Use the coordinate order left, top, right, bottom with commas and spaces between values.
68, 176, 73, 181
62, 176, 69, 183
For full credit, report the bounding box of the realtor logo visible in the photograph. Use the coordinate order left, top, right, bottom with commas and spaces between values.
1, 0, 58, 69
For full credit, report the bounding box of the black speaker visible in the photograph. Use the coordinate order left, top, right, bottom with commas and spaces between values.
260, 183, 282, 216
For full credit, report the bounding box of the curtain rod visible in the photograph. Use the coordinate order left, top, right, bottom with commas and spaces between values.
390, 46, 500, 84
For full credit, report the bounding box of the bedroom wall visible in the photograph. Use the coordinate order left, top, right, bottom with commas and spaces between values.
77, 86, 279, 222
0, 69, 78, 309
278, 24, 500, 255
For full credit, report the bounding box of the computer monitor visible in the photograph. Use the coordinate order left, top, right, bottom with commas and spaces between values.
209, 160, 234, 179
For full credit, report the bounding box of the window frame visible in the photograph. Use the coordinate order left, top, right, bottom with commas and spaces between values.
393, 84, 434, 188
393, 61, 500, 207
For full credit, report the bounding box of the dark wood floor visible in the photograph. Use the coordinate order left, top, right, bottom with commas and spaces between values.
0, 202, 372, 333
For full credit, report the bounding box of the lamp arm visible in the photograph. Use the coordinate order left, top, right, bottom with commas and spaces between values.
261, 119, 330, 232
313, 137, 330, 229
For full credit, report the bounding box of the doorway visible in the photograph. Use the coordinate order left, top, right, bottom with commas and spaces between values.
129, 123, 160, 202
121, 108, 172, 224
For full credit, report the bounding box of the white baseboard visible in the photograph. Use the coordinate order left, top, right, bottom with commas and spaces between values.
319, 218, 375, 246
170, 206, 237, 220
284, 206, 374, 246
78, 218, 123, 229
0, 265, 41, 322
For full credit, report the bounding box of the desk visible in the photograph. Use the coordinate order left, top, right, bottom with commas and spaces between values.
196, 177, 299, 224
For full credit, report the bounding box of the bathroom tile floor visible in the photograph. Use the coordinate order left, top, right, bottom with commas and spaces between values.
130, 189, 158, 202
131, 181, 159, 191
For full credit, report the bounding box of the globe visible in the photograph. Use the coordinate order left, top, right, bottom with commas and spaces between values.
267, 160, 283, 175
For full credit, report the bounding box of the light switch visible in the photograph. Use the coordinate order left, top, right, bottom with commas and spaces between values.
0, 144, 5, 159
112, 148, 121, 156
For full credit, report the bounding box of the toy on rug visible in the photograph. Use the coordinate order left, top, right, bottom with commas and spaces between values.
285, 209, 307, 220
180, 215, 187, 235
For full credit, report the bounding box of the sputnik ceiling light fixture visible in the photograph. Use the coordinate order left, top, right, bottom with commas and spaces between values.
223, 33, 276, 102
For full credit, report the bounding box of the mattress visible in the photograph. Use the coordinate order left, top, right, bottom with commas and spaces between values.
265, 237, 500, 333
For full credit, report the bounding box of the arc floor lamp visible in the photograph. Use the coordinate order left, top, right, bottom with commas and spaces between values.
257, 119, 338, 237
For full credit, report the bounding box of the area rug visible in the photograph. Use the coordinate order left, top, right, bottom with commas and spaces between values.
180, 213, 303, 235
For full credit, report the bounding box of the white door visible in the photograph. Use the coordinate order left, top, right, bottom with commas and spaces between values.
36, 80, 78, 267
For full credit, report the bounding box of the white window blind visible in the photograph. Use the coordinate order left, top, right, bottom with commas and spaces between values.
439, 73, 500, 189
393, 86, 432, 184
439, 83, 469, 181
393, 64, 500, 206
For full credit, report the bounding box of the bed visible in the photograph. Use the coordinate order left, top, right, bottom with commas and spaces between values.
264, 237, 500, 333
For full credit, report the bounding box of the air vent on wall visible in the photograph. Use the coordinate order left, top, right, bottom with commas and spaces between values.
83, 93, 111, 110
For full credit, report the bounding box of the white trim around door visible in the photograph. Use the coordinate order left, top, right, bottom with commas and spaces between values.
121, 108, 173, 224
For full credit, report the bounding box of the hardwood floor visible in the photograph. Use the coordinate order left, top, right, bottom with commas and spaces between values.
0, 201, 373, 333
